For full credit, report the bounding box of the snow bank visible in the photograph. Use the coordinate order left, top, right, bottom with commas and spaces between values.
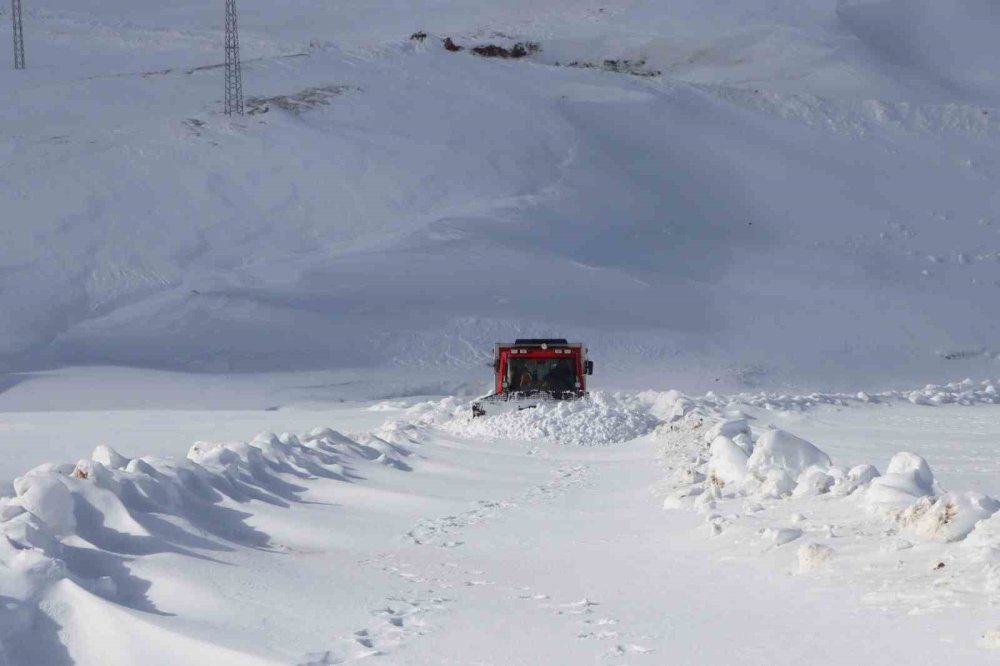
641, 390, 698, 423
747, 430, 831, 478
703, 419, 751, 443
0, 427, 411, 662
896, 492, 999, 543
674, 412, 999, 546
703, 428, 836, 500
865, 452, 937, 509
707, 436, 750, 486
442, 393, 661, 446
660, 402, 1000, 628
964, 513, 1000, 562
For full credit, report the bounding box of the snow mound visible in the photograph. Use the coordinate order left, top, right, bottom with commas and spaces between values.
707, 436, 750, 487
829, 464, 881, 497
866, 452, 938, 510
747, 430, 832, 478
444, 393, 662, 446
0, 427, 410, 662
640, 390, 697, 423
793, 466, 837, 497
798, 543, 835, 572
897, 492, 1000, 543
703, 419, 751, 444
668, 419, 841, 502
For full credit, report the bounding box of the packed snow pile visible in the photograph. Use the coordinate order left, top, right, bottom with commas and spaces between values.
896, 492, 1000, 543
658, 407, 1000, 621
667, 417, 1000, 540
440, 393, 662, 446
692, 426, 844, 503
865, 451, 939, 509
0, 426, 411, 662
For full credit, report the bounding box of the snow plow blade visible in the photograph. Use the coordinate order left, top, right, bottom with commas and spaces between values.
471, 390, 585, 418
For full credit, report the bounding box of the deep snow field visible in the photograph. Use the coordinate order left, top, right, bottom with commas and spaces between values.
6, 0, 1000, 662
3, 382, 1000, 664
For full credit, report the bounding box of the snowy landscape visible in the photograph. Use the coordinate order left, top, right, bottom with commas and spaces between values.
4, 0, 1000, 663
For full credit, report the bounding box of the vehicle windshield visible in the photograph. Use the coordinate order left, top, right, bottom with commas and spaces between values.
506, 357, 576, 392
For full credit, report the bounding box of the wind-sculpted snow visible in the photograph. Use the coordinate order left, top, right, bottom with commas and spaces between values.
0, 426, 411, 664
653, 389, 1000, 629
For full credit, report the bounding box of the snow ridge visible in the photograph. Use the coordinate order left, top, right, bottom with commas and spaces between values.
653, 389, 1000, 635
0, 427, 411, 664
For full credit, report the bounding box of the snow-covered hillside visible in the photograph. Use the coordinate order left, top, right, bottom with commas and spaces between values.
3, 0, 1000, 393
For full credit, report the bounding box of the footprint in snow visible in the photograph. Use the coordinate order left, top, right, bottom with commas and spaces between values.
354, 629, 377, 647
295, 635, 380, 665
577, 629, 621, 640
294, 651, 342, 665
561, 598, 599, 608
604, 643, 652, 657
555, 598, 599, 615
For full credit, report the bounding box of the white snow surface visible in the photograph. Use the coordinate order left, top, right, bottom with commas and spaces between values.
2, 382, 1000, 663
4, 0, 1000, 394
7, 0, 1000, 657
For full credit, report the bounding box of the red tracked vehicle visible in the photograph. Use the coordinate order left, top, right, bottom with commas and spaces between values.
471, 339, 594, 418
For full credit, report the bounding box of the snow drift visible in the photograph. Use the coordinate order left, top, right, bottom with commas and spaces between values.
655, 386, 1000, 621
0, 427, 411, 665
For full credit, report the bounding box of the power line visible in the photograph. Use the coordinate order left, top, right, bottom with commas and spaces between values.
224, 0, 243, 115
11, 0, 24, 70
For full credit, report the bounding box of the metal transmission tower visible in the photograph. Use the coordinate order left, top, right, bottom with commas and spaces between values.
11, 0, 25, 70
223, 0, 243, 115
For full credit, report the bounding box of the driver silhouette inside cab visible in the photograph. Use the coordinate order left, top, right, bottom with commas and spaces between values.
518, 369, 534, 391
546, 361, 574, 392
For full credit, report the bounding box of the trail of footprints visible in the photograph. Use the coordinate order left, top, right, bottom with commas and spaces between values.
295, 464, 614, 664
516, 594, 653, 663
295, 588, 452, 664
404, 464, 591, 547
